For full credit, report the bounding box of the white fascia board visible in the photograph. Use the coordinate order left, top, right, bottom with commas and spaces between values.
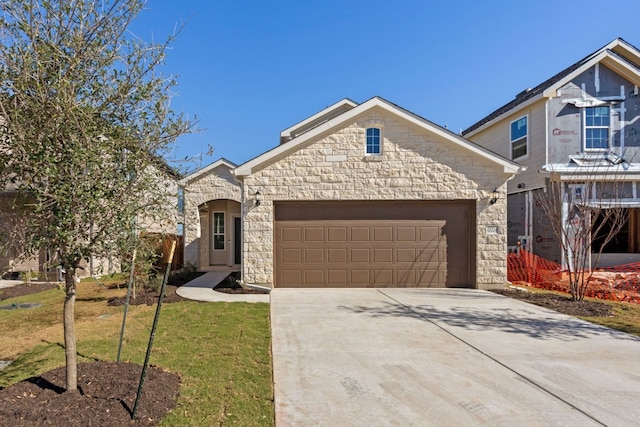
235, 97, 522, 177
280, 98, 358, 140
543, 51, 640, 98
556, 172, 640, 181
179, 158, 237, 185
541, 163, 640, 181
463, 94, 543, 139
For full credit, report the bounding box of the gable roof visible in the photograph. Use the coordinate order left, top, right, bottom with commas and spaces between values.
279, 98, 358, 143
462, 38, 640, 137
179, 157, 237, 185
234, 96, 521, 177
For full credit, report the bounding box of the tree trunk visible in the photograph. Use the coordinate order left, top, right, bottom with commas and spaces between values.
64, 268, 78, 392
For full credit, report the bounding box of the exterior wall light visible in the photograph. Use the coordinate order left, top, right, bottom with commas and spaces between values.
255, 190, 261, 207
489, 189, 499, 205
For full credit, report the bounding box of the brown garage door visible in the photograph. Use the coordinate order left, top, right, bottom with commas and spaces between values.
274, 201, 475, 288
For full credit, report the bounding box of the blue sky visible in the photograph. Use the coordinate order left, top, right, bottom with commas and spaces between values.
130, 0, 640, 172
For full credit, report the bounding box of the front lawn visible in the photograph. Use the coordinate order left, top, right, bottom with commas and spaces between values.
0, 281, 273, 426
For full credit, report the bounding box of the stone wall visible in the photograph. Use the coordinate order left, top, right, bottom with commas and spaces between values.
241, 107, 510, 289
182, 165, 241, 267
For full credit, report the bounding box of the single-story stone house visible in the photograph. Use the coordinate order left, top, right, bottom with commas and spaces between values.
181, 97, 522, 289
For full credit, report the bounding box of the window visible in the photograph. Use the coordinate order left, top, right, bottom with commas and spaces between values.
177, 187, 185, 214
584, 106, 610, 150
510, 116, 528, 159
366, 127, 381, 155
213, 212, 225, 250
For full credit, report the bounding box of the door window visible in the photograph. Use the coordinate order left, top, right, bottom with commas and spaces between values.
213, 212, 225, 250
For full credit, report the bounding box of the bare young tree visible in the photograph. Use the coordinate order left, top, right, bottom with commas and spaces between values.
535, 172, 629, 301
0, 0, 192, 391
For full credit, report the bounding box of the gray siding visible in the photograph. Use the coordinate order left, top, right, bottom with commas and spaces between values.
548, 64, 640, 163
532, 189, 561, 264
506, 192, 526, 247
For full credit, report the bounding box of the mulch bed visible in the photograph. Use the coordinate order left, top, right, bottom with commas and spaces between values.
213, 272, 269, 294
491, 288, 613, 317
0, 362, 180, 426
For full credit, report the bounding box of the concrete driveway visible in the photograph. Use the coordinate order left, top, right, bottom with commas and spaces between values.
271, 288, 640, 426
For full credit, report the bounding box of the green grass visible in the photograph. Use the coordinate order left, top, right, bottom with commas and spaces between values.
510, 286, 640, 337
0, 285, 273, 426
579, 301, 640, 337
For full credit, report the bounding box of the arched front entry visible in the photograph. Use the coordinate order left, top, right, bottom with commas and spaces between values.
199, 199, 241, 267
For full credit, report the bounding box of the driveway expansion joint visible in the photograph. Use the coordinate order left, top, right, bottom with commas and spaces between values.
376, 289, 607, 427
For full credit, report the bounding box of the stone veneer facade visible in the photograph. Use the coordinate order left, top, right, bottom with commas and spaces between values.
239, 107, 511, 289
182, 164, 241, 267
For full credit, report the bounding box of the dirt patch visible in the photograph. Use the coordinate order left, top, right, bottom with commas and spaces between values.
106, 269, 203, 306
492, 288, 613, 317
106, 284, 186, 306
0, 281, 186, 306
0, 283, 59, 301
0, 361, 180, 426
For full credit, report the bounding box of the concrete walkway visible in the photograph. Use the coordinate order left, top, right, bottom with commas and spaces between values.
271, 288, 640, 426
0, 279, 23, 289
176, 271, 269, 303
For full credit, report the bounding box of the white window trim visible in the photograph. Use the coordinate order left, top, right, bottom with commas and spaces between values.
212, 211, 225, 251
365, 126, 383, 156
510, 115, 529, 160
583, 105, 610, 152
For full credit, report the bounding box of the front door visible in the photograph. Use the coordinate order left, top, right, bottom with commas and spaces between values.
211, 211, 227, 265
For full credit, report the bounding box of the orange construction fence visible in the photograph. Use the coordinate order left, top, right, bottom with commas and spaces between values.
507, 250, 640, 304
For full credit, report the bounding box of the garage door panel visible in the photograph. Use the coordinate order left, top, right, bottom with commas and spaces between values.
374, 227, 393, 242
275, 201, 473, 288
420, 225, 441, 242
373, 269, 393, 284
397, 248, 418, 262
328, 270, 347, 285
304, 248, 324, 263
419, 269, 439, 286
305, 228, 324, 242
282, 270, 302, 286
282, 227, 302, 242
351, 228, 370, 241
282, 248, 302, 263
420, 248, 440, 263
305, 270, 324, 285
397, 227, 417, 242
328, 227, 347, 241
396, 270, 417, 286
350, 270, 370, 285
374, 248, 393, 262
328, 248, 347, 263
350, 248, 370, 263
